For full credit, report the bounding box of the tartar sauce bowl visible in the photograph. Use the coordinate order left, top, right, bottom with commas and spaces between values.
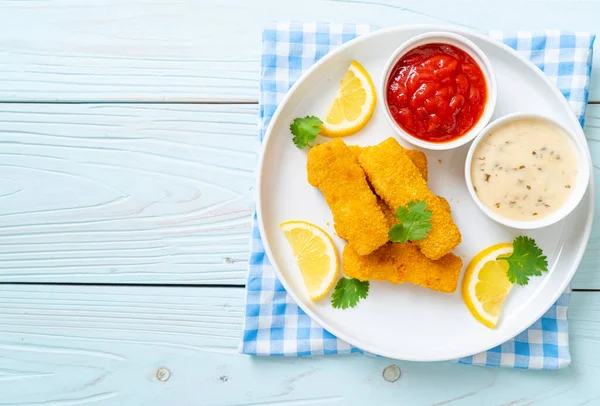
381, 31, 497, 151
465, 113, 590, 230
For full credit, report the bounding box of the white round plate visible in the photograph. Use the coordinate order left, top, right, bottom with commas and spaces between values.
256, 25, 594, 361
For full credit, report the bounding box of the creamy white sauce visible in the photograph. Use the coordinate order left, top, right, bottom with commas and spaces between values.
471, 118, 578, 221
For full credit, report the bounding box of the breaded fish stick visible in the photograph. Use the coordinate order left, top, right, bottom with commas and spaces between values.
307, 139, 389, 255
348, 145, 428, 181
352, 145, 450, 214
438, 197, 451, 213
358, 138, 461, 260
343, 243, 462, 293
377, 197, 397, 227
363, 146, 450, 223
405, 149, 429, 182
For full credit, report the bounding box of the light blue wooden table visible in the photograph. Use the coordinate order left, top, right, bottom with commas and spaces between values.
1, 1, 600, 405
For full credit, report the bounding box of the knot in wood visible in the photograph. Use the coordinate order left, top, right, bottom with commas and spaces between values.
382, 364, 401, 382
156, 367, 171, 382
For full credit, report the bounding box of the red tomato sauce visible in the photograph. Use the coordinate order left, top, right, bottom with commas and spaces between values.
386, 43, 487, 143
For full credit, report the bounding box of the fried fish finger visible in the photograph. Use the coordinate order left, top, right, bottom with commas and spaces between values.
358, 138, 461, 260
348, 145, 428, 181
343, 243, 462, 293
377, 197, 397, 227
307, 139, 389, 255
351, 144, 450, 214
438, 197, 451, 213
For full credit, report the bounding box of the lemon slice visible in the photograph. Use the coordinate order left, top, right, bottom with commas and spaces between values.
462, 243, 514, 328
321, 61, 376, 137
280, 221, 339, 301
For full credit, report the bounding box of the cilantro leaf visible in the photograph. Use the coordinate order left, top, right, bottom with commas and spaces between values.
331, 278, 369, 309
498, 236, 548, 286
388, 200, 432, 243
290, 116, 322, 149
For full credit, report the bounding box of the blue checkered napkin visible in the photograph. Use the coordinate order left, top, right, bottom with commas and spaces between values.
241, 22, 595, 369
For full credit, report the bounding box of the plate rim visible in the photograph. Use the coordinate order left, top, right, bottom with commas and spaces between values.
255, 24, 595, 361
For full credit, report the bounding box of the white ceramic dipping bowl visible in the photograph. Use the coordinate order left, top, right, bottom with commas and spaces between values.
465, 112, 590, 229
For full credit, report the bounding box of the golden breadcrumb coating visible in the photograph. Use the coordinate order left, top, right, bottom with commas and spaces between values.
307, 139, 389, 255
438, 197, 451, 213
358, 138, 461, 260
343, 243, 462, 293
351, 144, 450, 214
377, 197, 397, 227
404, 149, 428, 182
348, 145, 428, 181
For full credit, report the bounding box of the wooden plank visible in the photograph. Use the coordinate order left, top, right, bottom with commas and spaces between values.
0, 285, 599, 405
0, 104, 257, 284
1, 102, 599, 288
0, 0, 599, 102
576, 105, 600, 289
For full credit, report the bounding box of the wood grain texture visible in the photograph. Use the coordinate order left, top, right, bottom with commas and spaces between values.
0, 104, 257, 284
0, 285, 600, 406
2, 2, 599, 405
577, 105, 600, 289
2, 103, 600, 288
0, 0, 599, 102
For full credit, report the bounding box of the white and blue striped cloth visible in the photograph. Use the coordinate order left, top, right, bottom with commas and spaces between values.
241, 22, 595, 369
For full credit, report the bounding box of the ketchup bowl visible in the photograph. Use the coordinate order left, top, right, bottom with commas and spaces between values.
381, 32, 497, 150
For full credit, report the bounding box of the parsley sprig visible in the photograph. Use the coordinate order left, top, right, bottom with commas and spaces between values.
498, 236, 548, 286
290, 116, 322, 149
388, 200, 432, 243
331, 278, 369, 309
